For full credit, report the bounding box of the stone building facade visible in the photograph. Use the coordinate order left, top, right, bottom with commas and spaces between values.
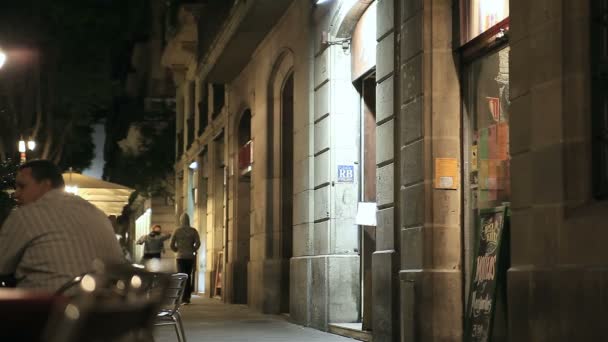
161, 0, 604, 341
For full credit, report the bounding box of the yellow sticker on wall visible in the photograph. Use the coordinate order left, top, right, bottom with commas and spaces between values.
435, 158, 459, 190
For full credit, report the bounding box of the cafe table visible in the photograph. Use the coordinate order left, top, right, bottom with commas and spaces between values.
0, 288, 66, 341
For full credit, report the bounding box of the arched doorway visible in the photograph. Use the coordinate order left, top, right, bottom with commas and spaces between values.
279, 73, 294, 314
234, 109, 252, 304
265, 49, 295, 314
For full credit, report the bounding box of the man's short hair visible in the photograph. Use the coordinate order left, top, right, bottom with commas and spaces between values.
19, 160, 65, 189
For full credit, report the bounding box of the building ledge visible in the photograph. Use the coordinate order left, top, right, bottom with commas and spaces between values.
200, 0, 295, 83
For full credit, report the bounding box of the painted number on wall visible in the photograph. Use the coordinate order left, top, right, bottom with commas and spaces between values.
337, 165, 355, 183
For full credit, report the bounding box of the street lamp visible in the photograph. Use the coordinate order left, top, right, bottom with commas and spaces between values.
18, 137, 36, 163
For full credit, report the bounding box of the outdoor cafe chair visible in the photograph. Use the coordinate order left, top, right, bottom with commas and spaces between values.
43, 261, 170, 342
155, 273, 189, 342
54, 273, 87, 296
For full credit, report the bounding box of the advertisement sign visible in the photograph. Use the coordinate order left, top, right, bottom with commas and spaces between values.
465, 206, 509, 342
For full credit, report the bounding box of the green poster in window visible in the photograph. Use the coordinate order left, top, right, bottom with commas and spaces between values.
465, 205, 509, 342
479, 128, 489, 159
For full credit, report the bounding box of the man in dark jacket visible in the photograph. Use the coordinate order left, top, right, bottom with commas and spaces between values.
170, 213, 200, 303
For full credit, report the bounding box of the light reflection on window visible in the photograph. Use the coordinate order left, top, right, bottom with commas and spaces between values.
466, 0, 509, 42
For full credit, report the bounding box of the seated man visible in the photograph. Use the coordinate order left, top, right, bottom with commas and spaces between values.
0, 160, 125, 292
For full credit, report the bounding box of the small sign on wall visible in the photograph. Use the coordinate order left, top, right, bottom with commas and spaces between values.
355, 202, 377, 226
435, 158, 459, 190
337, 165, 355, 183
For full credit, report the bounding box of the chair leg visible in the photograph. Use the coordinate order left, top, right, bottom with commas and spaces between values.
174, 312, 187, 342
172, 322, 181, 342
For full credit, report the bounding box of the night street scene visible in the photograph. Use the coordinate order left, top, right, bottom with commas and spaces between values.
0, 0, 606, 341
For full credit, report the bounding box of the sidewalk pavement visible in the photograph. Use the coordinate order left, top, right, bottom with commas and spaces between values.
154, 296, 357, 342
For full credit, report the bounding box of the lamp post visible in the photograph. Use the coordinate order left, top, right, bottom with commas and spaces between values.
18, 137, 36, 163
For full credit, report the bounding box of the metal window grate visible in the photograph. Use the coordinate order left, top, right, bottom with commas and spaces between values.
592, 0, 608, 199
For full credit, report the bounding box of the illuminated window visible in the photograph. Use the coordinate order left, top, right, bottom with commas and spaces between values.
463, 0, 509, 43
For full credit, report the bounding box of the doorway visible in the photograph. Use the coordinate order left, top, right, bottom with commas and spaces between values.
280, 73, 294, 314
357, 71, 376, 330
234, 109, 252, 304
212, 132, 227, 298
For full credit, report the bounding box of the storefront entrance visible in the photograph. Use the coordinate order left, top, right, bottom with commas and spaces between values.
461, 2, 510, 338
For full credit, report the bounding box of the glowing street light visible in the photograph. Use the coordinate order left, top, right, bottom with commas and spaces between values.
65, 185, 79, 195
65, 169, 79, 195
0, 50, 6, 69
18, 137, 36, 163
18, 139, 26, 153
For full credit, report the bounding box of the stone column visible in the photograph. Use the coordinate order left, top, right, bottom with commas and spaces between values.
507, 0, 608, 341
398, 0, 462, 340
372, 0, 400, 341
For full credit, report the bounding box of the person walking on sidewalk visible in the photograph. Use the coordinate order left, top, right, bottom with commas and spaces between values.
170, 213, 200, 303
136, 224, 171, 261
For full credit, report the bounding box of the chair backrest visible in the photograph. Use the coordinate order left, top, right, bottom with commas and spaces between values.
54, 274, 86, 296
161, 273, 188, 314
44, 262, 170, 342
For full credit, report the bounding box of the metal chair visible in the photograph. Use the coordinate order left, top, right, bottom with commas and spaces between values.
155, 273, 189, 342
54, 273, 87, 296
44, 262, 170, 342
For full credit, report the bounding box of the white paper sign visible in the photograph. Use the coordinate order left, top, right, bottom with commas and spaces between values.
355, 202, 377, 226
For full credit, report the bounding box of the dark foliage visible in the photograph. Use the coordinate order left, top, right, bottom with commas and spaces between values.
0, 0, 147, 170
0, 159, 17, 225
104, 102, 176, 197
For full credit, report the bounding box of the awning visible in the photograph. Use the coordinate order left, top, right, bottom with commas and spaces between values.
62, 172, 134, 217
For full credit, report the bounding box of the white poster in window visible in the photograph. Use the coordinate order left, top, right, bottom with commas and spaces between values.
356, 202, 377, 226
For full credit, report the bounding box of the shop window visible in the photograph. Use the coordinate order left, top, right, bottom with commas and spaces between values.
461, 1, 510, 338
464, 47, 511, 242
238, 109, 253, 175
462, 46, 510, 340
462, 0, 509, 43
591, 0, 608, 199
